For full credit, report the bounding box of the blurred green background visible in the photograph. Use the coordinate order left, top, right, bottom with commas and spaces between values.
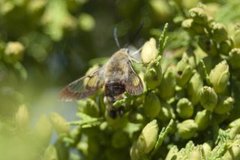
0, 0, 240, 160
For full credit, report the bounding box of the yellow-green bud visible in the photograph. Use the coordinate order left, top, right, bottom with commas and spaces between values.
144, 56, 162, 89
209, 60, 229, 93
182, 18, 205, 35
219, 39, 233, 55
77, 141, 88, 155
149, 0, 172, 21
182, 18, 193, 30
158, 66, 176, 100
176, 55, 194, 87
176, 98, 194, 119
214, 96, 234, 114
78, 13, 95, 32
194, 109, 211, 131
210, 22, 228, 43
78, 99, 99, 117
128, 112, 144, 123
187, 72, 203, 105
200, 86, 218, 111
143, 93, 161, 119
34, 115, 52, 147
141, 120, 159, 153
130, 120, 159, 159
189, 149, 202, 160
28, 0, 47, 13
233, 27, 240, 48
228, 118, 240, 138
42, 145, 58, 160
202, 142, 212, 158
189, 7, 208, 24
165, 145, 178, 160
222, 136, 240, 160
111, 131, 129, 149
177, 119, 198, 139
15, 104, 29, 129
141, 38, 158, 64
158, 102, 175, 122
50, 112, 70, 135
4, 41, 24, 63
198, 36, 218, 56
229, 48, 240, 69
181, 0, 199, 9
229, 118, 240, 128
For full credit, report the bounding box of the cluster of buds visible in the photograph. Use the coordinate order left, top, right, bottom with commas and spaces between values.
166, 119, 240, 160
61, 5, 240, 160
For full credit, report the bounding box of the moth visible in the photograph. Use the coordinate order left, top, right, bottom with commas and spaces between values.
60, 48, 144, 118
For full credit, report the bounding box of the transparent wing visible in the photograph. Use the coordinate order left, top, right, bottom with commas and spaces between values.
125, 61, 143, 95
59, 67, 104, 101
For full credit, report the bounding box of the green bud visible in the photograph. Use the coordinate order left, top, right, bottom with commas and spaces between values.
78, 13, 95, 32
200, 86, 218, 111
214, 96, 234, 114
141, 38, 158, 64
78, 99, 99, 117
198, 36, 218, 56
177, 119, 198, 139
176, 55, 194, 87
15, 104, 29, 129
144, 56, 162, 89
210, 22, 228, 43
42, 145, 58, 160
176, 98, 194, 119
189, 7, 208, 24
194, 109, 211, 131
88, 138, 100, 157
111, 131, 129, 148
209, 60, 229, 93
4, 41, 24, 63
229, 48, 240, 69
143, 93, 161, 119
158, 66, 176, 100
187, 72, 203, 105
50, 112, 70, 135
219, 39, 233, 55
130, 120, 159, 159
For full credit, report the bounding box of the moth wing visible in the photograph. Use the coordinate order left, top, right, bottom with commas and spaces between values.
125, 62, 143, 95
60, 67, 104, 101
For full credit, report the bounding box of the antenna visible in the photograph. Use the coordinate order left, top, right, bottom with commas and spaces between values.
113, 27, 121, 49
125, 22, 144, 47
